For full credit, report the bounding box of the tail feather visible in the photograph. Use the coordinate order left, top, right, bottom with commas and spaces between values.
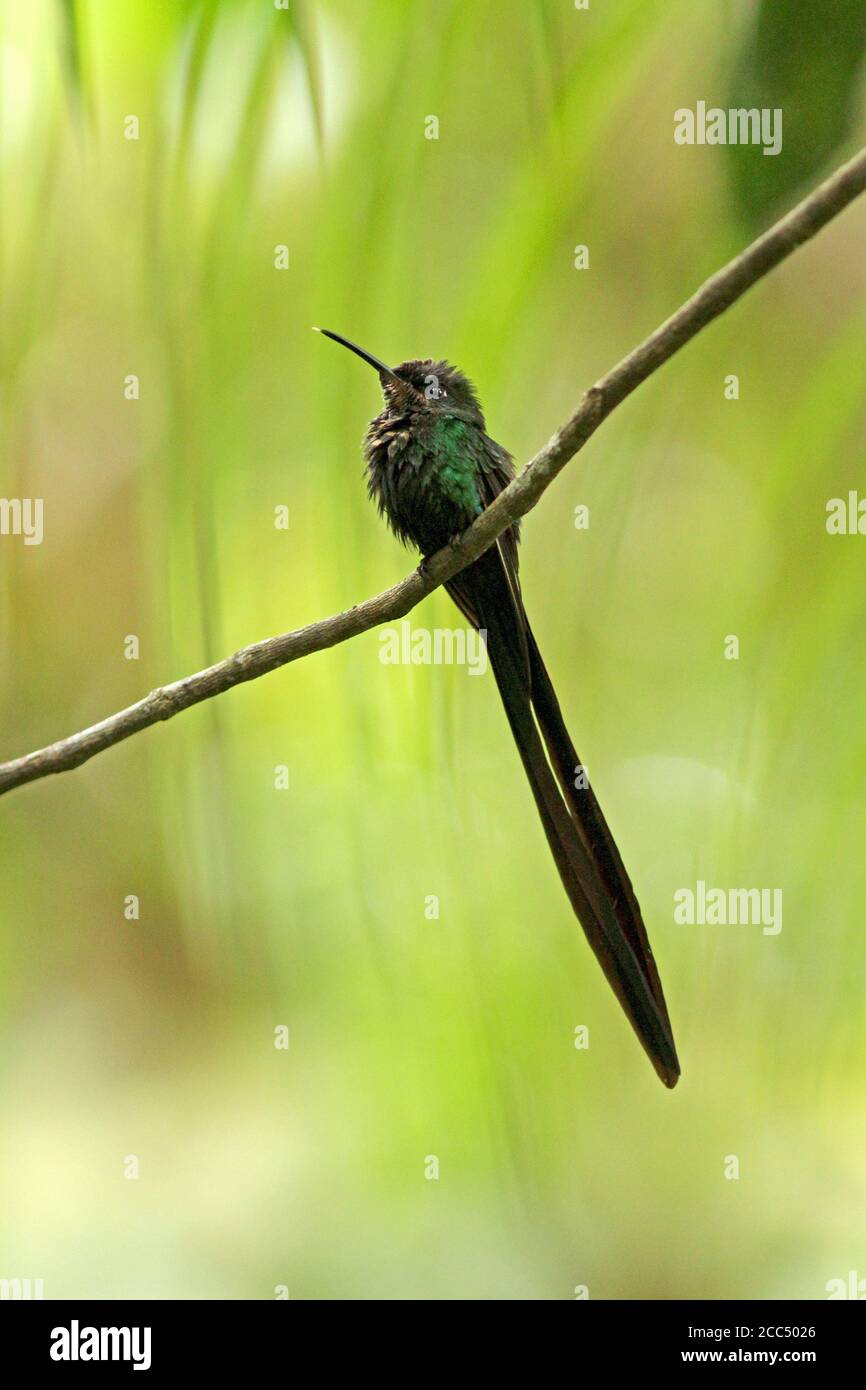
525, 627, 674, 1033
447, 549, 680, 1088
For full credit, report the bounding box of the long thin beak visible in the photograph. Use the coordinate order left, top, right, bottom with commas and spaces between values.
313, 327, 404, 385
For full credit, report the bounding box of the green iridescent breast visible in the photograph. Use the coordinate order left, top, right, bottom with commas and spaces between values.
427, 417, 484, 516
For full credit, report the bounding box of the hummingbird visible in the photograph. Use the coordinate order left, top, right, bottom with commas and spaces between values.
315, 328, 680, 1088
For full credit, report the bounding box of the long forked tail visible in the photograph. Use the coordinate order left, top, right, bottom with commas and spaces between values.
447, 547, 680, 1088
525, 626, 676, 1037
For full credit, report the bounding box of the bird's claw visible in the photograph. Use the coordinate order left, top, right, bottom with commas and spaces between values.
418, 531, 464, 581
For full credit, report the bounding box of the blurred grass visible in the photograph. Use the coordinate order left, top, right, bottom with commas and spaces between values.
0, 0, 865, 1299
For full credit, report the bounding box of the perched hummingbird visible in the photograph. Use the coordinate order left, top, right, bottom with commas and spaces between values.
315, 328, 680, 1088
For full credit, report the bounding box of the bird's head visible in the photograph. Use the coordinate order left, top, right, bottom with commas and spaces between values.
314, 329, 485, 426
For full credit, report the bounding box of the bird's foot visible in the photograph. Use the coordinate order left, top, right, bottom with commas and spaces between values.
418, 532, 464, 581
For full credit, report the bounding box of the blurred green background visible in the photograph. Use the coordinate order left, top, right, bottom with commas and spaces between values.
1, 0, 866, 1300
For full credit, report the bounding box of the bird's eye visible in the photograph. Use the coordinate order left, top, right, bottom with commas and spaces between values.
423, 374, 446, 401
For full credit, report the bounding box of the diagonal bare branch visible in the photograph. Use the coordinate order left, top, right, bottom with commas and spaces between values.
3, 144, 866, 799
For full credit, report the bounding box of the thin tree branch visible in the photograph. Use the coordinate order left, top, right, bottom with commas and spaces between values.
3, 145, 866, 799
